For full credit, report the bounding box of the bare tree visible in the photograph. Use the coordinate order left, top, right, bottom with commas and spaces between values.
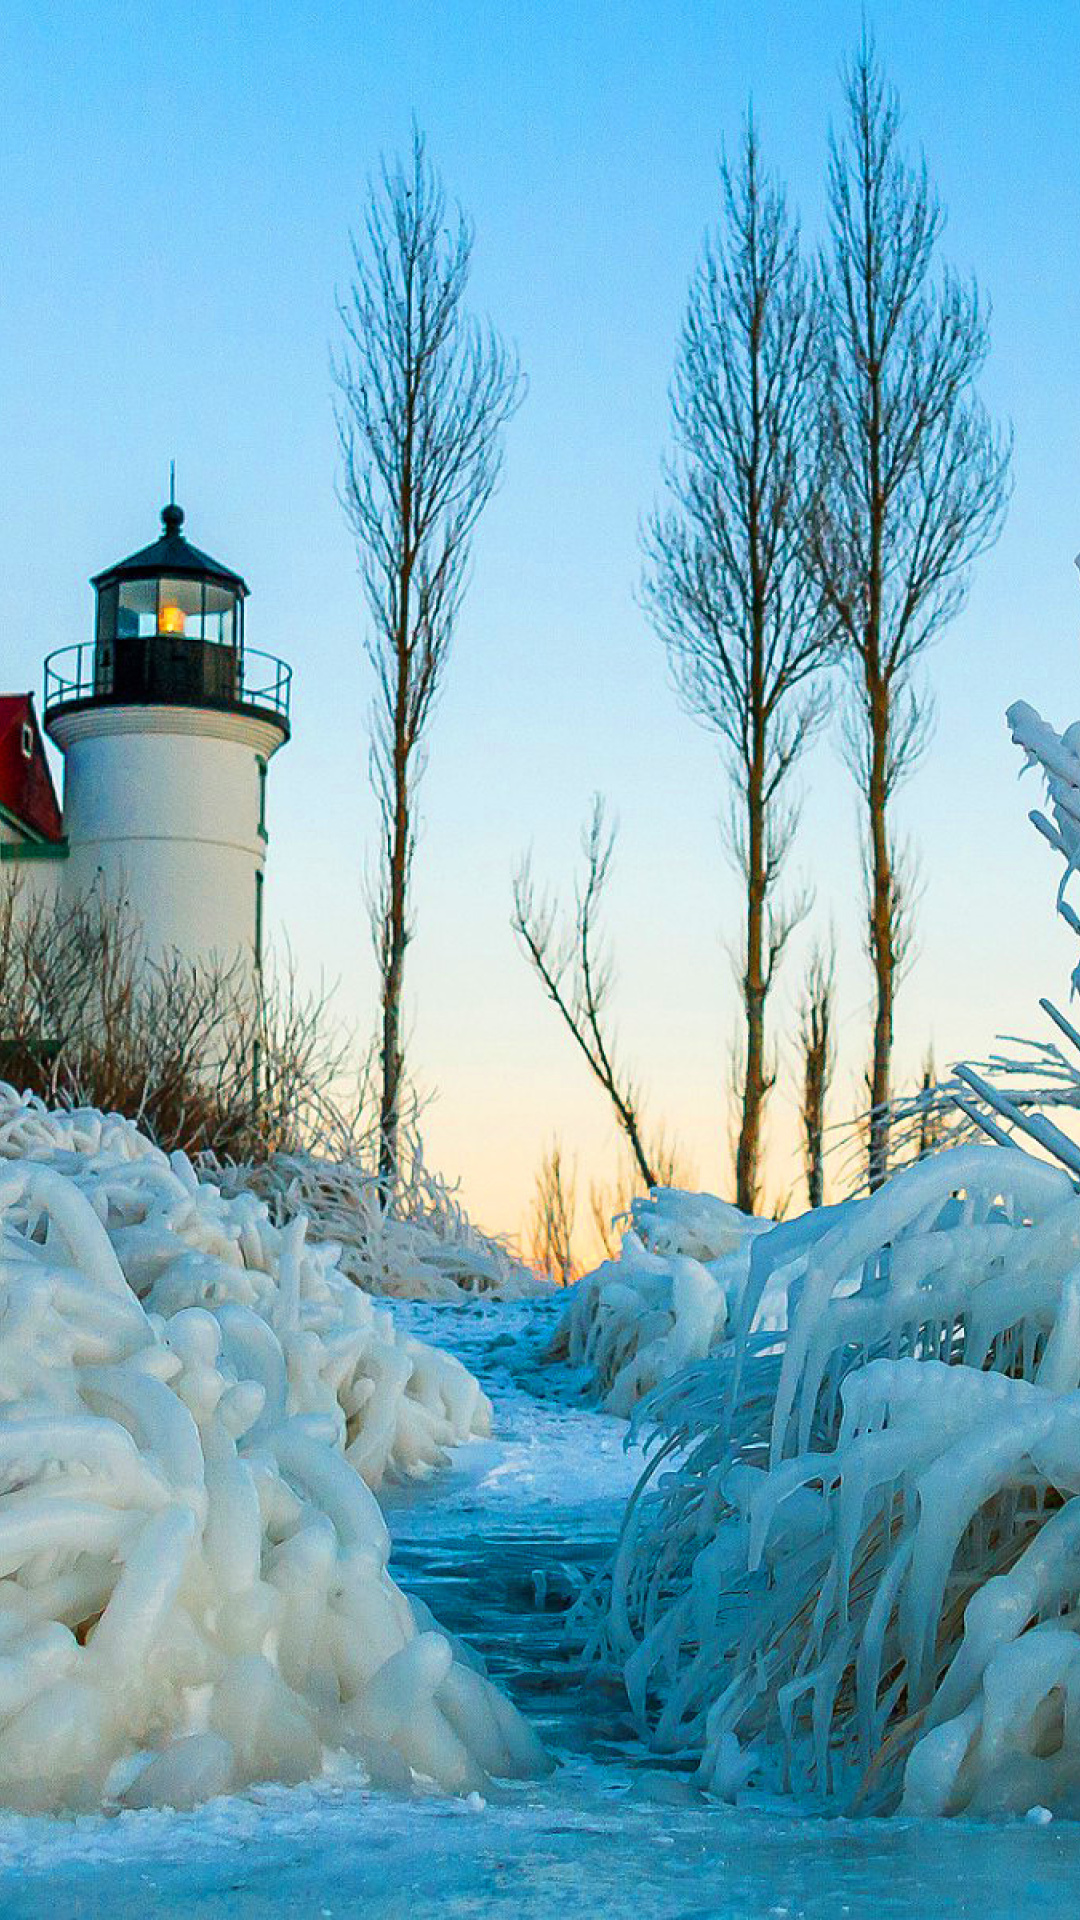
644, 119, 832, 1214
513, 796, 659, 1189
797, 937, 836, 1208
810, 40, 1010, 1189
530, 1139, 578, 1285
334, 128, 524, 1186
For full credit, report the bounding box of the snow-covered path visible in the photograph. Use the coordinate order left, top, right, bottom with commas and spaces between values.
1, 1296, 1079, 1918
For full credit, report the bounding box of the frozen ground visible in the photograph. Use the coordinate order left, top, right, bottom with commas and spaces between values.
0, 1295, 1078, 1919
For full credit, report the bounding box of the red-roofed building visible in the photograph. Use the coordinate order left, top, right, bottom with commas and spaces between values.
0, 695, 65, 851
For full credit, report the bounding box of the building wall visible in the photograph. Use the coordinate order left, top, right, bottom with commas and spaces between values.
51, 706, 282, 968
0, 815, 64, 915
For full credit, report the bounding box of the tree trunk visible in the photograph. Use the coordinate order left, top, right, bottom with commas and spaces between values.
807, 1120, 824, 1209
379, 543, 412, 1189
866, 674, 893, 1190
378, 761, 408, 1188
736, 742, 767, 1213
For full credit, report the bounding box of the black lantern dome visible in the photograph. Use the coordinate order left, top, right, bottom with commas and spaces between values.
94, 499, 248, 601
44, 501, 290, 737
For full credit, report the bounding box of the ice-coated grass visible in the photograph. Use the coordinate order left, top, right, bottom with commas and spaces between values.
212, 1149, 548, 1302
0, 1086, 550, 1811
550, 1188, 770, 1414
578, 1145, 1080, 1817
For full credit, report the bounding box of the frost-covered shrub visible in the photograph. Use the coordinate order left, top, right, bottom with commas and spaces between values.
583, 1145, 1080, 1815
550, 1189, 770, 1415
0, 1087, 492, 1487
0, 1088, 549, 1810
213, 1151, 548, 1303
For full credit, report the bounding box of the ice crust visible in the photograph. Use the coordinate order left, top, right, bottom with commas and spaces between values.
0, 1085, 549, 1811
551, 1189, 772, 1414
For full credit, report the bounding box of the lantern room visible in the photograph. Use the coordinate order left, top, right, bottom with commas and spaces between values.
91, 499, 247, 707
43, 500, 290, 735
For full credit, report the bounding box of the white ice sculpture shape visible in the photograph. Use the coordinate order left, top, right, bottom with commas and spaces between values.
578, 1145, 1080, 1814
550, 1191, 770, 1414
0, 1084, 493, 1489
0, 1143, 550, 1812
211, 1150, 549, 1302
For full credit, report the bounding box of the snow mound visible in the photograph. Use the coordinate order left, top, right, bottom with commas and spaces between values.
214, 1152, 549, 1302
0, 1087, 492, 1488
0, 1089, 549, 1810
581, 1145, 1080, 1815
550, 1190, 770, 1415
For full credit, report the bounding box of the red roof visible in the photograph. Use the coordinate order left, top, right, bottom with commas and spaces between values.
0, 695, 63, 843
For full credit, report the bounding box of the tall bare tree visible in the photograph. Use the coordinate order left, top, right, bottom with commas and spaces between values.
335, 129, 523, 1185
644, 120, 832, 1215
513, 797, 659, 1190
810, 41, 1009, 1189
797, 937, 836, 1209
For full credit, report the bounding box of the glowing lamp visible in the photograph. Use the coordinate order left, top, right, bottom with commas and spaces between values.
159, 603, 186, 636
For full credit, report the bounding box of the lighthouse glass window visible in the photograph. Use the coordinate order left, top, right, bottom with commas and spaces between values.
155, 578, 205, 637
116, 577, 159, 638
202, 583, 237, 649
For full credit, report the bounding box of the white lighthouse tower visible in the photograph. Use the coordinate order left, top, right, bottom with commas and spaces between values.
42, 498, 291, 970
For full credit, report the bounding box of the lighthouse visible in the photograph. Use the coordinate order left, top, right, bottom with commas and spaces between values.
37, 499, 291, 970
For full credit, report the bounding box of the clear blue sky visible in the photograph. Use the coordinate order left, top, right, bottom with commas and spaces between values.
2, 1, 1079, 1248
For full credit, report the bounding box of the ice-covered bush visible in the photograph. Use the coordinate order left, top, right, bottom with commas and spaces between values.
582, 1144, 1080, 1814
214, 1151, 548, 1303
0, 1088, 492, 1487
550, 1189, 770, 1414
0, 1087, 549, 1811
629, 1188, 767, 1264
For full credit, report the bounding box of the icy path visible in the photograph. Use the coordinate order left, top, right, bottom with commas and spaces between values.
1, 1297, 1080, 1918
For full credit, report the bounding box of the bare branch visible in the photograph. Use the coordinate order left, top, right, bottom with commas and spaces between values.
0, 874, 356, 1162
512, 797, 660, 1189
530, 1138, 578, 1285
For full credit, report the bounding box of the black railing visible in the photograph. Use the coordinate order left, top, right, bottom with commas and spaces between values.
44, 639, 292, 729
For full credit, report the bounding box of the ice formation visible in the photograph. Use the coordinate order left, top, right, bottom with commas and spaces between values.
0, 1089, 493, 1489
576, 704, 1080, 1818
214, 1152, 548, 1302
0, 1085, 549, 1810
551, 1188, 771, 1415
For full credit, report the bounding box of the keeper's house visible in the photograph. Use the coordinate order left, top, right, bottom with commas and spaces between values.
0, 499, 291, 971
